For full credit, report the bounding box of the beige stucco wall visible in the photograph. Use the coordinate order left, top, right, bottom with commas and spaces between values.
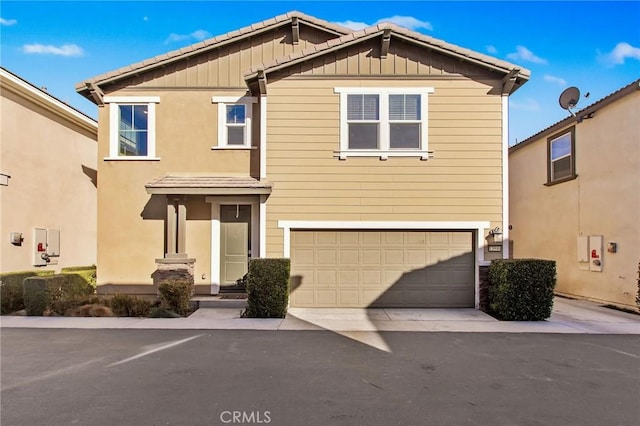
509, 90, 640, 308
0, 76, 97, 273
264, 77, 506, 259
94, 89, 255, 288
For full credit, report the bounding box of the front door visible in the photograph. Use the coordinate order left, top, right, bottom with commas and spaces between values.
220, 205, 251, 289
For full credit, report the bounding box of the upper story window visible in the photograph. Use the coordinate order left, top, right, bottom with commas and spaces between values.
212, 96, 257, 149
335, 87, 434, 160
104, 96, 160, 160
547, 126, 576, 185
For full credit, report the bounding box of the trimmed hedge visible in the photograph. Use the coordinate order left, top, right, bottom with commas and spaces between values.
23, 274, 95, 316
62, 265, 97, 288
108, 294, 155, 317
488, 259, 556, 321
158, 279, 193, 317
244, 258, 290, 318
0, 270, 54, 314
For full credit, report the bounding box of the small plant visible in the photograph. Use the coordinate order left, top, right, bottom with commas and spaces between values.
244, 258, 290, 318
158, 279, 193, 316
488, 259, 556, 321
108, 294, 156, 317
49, 295, 104, 316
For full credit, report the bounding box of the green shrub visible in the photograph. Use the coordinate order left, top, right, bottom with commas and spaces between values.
1, 270, 54, 314
22, 274, 95, 316
23, 278, 50, 316
62, 265, 97, 288
488, 259, 556, 321
244, 258, 290, 318
158, 279, 193, 317
108, 294, 155, 317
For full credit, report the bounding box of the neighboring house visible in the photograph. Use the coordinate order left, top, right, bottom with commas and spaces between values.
76, 11, 529, 308
0, 67, 98, 273
510, 80, 640, 309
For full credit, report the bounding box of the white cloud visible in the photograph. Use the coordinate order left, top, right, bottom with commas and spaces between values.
507, 45, 548, 64
543, 74, 567, 86
334, 15, 433, 32
510, 97, 541, 112
334, 20, 369, 31
1, 17, 17, 26
598, 42, 640, 67
375, 16, 433, 31
165, 29, 212, 44
22, 43, 83, 57
486, 45, 498, 54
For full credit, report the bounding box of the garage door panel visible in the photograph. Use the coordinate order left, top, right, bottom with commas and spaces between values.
339, 249, 359, 265
383, 249, 404, 265
290, 230, 475, 308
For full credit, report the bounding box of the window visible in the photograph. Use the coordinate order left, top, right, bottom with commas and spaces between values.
335, 87, 434, 160
547, 127, 576, 184
212, 96, 257, 148
104, 96, 160, 160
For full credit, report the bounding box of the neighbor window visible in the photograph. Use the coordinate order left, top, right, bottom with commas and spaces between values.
335, 87, 434, 159
212, 96, 257, 148
105, 96, 160, 160
547, 127, 576, 184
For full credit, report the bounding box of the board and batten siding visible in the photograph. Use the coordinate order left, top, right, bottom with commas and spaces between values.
264, 78, 505, 258
112, 26, 337, 90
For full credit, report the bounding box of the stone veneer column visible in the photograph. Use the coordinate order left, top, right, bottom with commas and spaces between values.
153, 257, 196, 294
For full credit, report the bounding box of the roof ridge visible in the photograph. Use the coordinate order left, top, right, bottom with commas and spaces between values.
76, 11, 351, 92
246, 23, 530, 80
510, 78, 640, 150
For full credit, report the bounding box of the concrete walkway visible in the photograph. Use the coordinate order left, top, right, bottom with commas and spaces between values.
1, 297, 638, 334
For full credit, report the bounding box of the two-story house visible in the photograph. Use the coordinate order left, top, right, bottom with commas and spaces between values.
510, 80, 640, 309
76, 11, 529, 308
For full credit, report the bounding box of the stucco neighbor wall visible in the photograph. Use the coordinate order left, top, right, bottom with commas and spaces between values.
0, 74, 97, 273
509, 90, 640, 308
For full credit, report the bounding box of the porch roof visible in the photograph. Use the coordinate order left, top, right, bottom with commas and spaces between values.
145, 176, 272, 195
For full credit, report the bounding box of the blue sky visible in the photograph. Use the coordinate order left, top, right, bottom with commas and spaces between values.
1, 1, 639, 145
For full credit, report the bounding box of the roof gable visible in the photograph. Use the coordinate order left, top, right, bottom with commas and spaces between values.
76, 11, 351, 99
245, 23, 530, 94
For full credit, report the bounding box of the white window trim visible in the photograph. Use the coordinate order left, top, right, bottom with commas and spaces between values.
334, 87, 434, 160
278, 220, 490, 309
212, 96, 257, 149
104, 96, 160, 160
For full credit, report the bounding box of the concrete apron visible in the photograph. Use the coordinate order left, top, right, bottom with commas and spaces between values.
1, 297, 638, 334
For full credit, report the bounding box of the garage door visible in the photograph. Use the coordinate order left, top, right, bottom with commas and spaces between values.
290, 230, 474, 308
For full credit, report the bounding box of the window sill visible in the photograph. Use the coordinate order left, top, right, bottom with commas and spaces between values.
334, 150, 432, 160
211, 146, 258, 150
544, 174, 578, 186
103, 157, 161, 161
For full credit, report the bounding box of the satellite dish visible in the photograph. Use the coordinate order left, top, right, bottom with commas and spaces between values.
559, 87, 580, 117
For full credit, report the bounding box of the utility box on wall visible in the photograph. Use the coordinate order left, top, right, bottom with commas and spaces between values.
32, 228, 60, 266
589, 235, 603, 272
577, 235, 603, 272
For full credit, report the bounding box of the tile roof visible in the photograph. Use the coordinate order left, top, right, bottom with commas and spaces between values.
510, 78, 640, 152
76, 11, 351, 93
245, 22, 531, 83
145, 176, 272, 195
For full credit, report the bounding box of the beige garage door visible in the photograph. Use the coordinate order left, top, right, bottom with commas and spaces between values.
290, 230, 475, 308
